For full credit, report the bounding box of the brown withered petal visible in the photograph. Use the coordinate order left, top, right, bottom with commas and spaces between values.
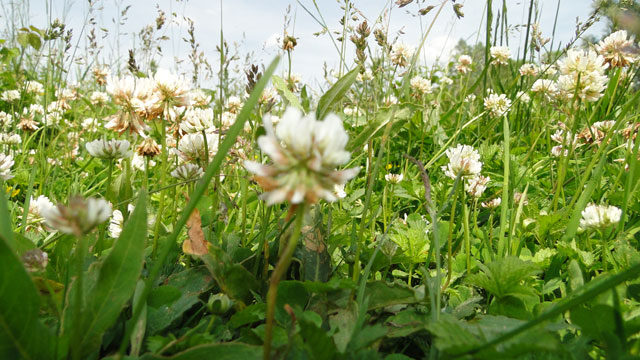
137, 137, 161, 157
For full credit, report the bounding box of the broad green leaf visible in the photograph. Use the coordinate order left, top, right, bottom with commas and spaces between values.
78, 191, 148, 355
0, 233, 53, 359
275, 281, 309, 324
298, 311, 337, 360
316, 66, 359, 121
271, 75, 302, 111
467, 257, 540, 301
147, 267, 213, 335
365, 281, 419, 310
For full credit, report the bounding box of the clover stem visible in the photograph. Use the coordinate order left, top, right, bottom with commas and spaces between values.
264, 204, 306, 360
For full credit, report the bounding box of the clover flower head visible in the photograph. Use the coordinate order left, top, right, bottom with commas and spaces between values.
410, 76, 433, 94
441, 144, 482, 179
86, 139, 132, 159
171, 163, 204, 182
41, 197, 112, 236
483, 92, 511, 117
243, 107, 360, 205
391, 42, 414, 67
490, 46, 510, 65
0, 153, 15, 180
579, 203, 621, 230
595, 30, 636, 68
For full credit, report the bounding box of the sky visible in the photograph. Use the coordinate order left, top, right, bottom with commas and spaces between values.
3, 0, 607, 89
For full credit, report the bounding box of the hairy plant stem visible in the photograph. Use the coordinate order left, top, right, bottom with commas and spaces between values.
443, 190, 458, 291
71, 234, 87, 360
461, 189, 471, 273
264, 204, 306, 360
153, 114, 168, 258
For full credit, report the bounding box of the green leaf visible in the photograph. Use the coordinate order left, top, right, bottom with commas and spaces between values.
147, 285, 182, 308
275, 281, 309, 324
0, 234, 53, 359
347, 105, 412, 152
147, 267, 213, 335
316, 66, 359, 121
0, 180, 14, 248
27, 33, 41, 50
271, 75, 302, 111
137, 342, 262, 359
298, 311, 336, 360
467, 257, 540, 300
365, 281, 419, 310
78, 191, 148, 355
571, 305, 617, 340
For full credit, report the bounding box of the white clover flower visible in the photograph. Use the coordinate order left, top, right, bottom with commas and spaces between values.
391, 42, 414, 67
220, 111, 236, 130
531, 79, 557, 98
0, 111, 13, 127
557, 49, 608, 102
24, 195, 55, 233
177, 133, 218, 162
108, 209, 124, 238
490, 46, 511, 65
171, 163, 204, 182
24, 81, 44, 95
226, 96, 243, 114
356, 69, 374, 82
481, 198, 501, 209
456, 55, 472, 73
483, 92, 511, 117
343, 107, 362, 117
0, 153, 15, 180
29, 104, 44, 116
593, 120, 616, 132
551, 129, 579, 147
106, 75, 137, 105
0, 133, 21, 145
153, 68, 191, 106
181, 107, 215, 134
439, 76, 453, 86
1, 90, 20, 102
56, 88, 77, 102
519, 63, 538, 76
41, 197, 112, 236
579, 203, 622, 229
516, 91, 531, 103
190, 89, 212, 107
466, 175, 489, 198
85, 139, 132, 159
551, 145, 568, 157
595, 30, 636, 68
410, 76, 433, 94
441, 144, 482, 179
333, 184, 347, 199
259, 87, 277, 105
243, 107, 360, 205
385, 173, 404, 184
130, 152, 156, 171
90, 91, 109, 104
81, 117, 100, 132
